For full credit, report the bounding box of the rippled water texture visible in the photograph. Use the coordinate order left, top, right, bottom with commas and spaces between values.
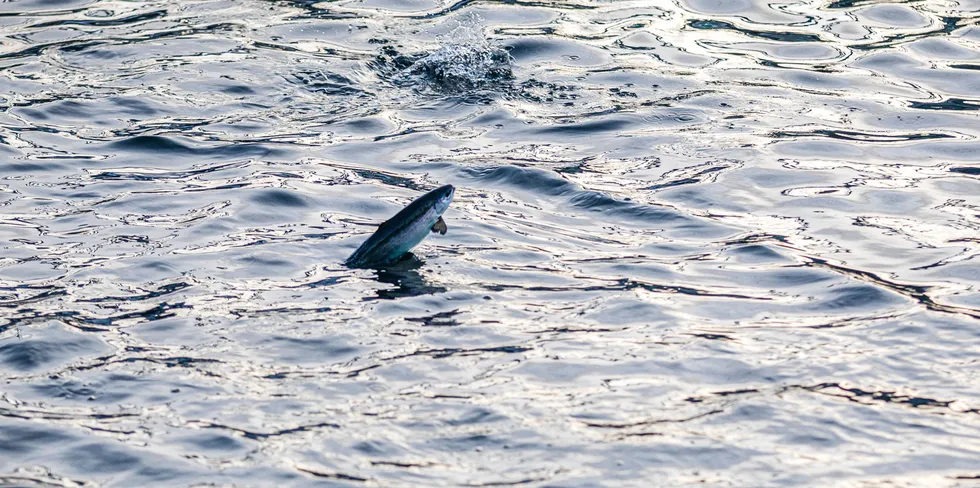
2, 0, 980, 485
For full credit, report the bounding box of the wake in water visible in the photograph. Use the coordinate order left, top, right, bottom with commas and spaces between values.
372, 15, 513, 93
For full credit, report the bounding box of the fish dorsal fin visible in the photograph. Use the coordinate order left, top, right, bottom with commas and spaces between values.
431, 216, 447, 235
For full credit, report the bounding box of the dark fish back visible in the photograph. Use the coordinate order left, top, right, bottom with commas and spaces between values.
346, 185, 451, 267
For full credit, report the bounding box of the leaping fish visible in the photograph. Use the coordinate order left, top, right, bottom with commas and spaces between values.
345, 184, 455, 268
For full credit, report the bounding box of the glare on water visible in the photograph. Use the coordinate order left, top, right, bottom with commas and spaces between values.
1, 0, 979, 486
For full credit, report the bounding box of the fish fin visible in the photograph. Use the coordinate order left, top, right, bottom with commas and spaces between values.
377, 217, 394, 231
431, 216, 447, 235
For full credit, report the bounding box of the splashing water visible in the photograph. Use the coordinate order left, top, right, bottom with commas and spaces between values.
377, 15, 513, 92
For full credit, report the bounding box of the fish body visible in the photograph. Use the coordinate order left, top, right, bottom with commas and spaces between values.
345, 184, 455, 268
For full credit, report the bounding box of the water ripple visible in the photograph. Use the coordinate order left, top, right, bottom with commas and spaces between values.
2, 0, 980, 485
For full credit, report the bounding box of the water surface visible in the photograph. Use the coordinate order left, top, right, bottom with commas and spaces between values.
2, 0, 980, 486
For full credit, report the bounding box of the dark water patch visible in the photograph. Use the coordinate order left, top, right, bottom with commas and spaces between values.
688, 333, 734, 341
134, 465, 194, 484
825, 0, 876, 8
533, 118, 634, 136
770, 129, 955, 143
800, 383, 980, 415
685, 389, 759, 404
0, 140, 21, 155
17, 100, 90, 120
109, 136, 213, 154
250, 188, 312, 208
494, 26, 557, 37
0, 403, 139, 422
625, 278, 769, 300
106, 136, 274, 159
55, 39, 115, 57
0, 325, 108, 372
327, 117, 394, 136
1, 339, 93, 371
0, 287, 67, 307
372, 266, 446, 300
183, 433, 245, 451
443, 407, 506, 427
757, 59, 838, 72
370, 459, 440, 468
77, 282, 191, 303
369, 45, 417, 73
373, 125, 448, 142
641, 107, 706, 124
190, 420, 340, 440
804, 284, 899, 311
185, 182, 251, 193
0, 422, 75, 454
229, 305, 334, 319
0, 424, 72, 455
107, 234, 151, 244
290, 274, 345, 288
645, 160, 740, 191
296, 466, 369, 482
65, 443, 142, 474
283, 6, 362, 21
389, 345, 532, 360
257, 335, 361, 364
7, 302, 193, 332
727, 244, 787, 263
0, 37, 99, 60
949, 166, 980, 175
341, 167, 429, 192
91, 302, 191, 326
505, 37, 608, 66
804, 257, 980, 319
758, 269, 833, 288
433, 433, 504, 452
0, 161, 67, 175
72, 355, 222, 372
405, 309, 461, 326
250, 39, 350, 57
31, 378, 130, 403
221, 85, 254, 95
908, 98, 980, 111
237, 253, 293, 267
687, 19, 822, 43
29, 9, 166, 28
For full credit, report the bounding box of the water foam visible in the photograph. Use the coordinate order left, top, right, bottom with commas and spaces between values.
376, 14, 513, 92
